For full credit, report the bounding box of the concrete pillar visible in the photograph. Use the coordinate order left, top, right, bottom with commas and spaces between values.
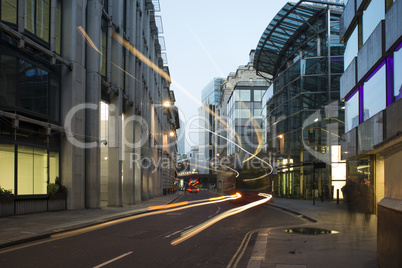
134, 120, 142, 204
85, 0, 102, 209
123, 105, 135, 205
108, 93, 123, 207
60, 0, 87, 210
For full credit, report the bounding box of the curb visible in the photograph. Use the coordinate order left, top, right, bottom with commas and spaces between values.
0, 193, 183, 250
265, 202, 317, 223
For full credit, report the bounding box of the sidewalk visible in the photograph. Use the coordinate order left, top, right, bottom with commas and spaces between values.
0, 192, 183, 249
261, 198, 377, 268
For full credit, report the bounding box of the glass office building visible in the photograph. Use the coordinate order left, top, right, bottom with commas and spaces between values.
254, 1, 345, 200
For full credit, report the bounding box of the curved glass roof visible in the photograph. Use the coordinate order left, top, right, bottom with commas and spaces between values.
254, 1, 343, 79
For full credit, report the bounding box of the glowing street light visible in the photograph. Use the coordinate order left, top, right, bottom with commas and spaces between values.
169, 131, 175, 137
163, 101, 171, 108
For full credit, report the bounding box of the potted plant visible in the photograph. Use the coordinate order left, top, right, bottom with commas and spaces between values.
48, 177, 67, 211
0, 186, 15, 216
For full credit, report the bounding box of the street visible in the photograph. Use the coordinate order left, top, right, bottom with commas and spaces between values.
0, 191, 305, 268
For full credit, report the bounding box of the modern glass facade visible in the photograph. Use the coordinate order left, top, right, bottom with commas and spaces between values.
201, 78, 225, 105
255, 2, 345, 199
227, 85, 266, 158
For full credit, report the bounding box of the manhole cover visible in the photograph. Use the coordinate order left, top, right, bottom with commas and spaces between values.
283, 227, 338, 235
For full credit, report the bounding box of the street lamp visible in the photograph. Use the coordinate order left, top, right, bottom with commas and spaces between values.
163, 101, 171, 108
169, 131, 175, 137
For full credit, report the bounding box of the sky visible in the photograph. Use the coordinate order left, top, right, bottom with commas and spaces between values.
159, 0, 290, 151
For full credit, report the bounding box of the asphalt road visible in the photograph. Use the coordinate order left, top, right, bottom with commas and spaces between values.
0, 191, 305, 268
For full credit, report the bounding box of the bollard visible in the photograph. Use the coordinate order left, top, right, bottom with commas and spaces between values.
336, 189, 339, 204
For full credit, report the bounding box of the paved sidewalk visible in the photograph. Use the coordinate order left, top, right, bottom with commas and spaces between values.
262, 198, 377, 268
0, 192, 183, 248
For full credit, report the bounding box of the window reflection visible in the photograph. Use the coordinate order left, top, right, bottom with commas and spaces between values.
0, 55, 17, 107
363, 63, 386, 121
344, 26, 358, 70
18, 60, 49, 116
345, 91, 359, 132
362, 0, 384, 44
394, 47, 402, 101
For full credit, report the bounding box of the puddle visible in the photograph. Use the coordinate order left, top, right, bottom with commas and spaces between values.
283, 227, 338, 235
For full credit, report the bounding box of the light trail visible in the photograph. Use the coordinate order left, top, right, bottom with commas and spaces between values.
199, 126, 273, 175
221, 164, 240, 178
77, 26, 102, 54
77, 25, 268, 175
171, 193, 272, 246
243, 173, 269, 182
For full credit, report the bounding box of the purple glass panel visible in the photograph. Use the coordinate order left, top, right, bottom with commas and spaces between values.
396, 41, 402, 52
386, 57, 394, 106
359, 85, 364, 124
345, 87, 359, 102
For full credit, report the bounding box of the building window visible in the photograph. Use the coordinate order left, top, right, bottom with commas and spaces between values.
17, 146, 47, 195
25, 0, 50, 43
101, 18, 108, 77
236, 108, 251, 119
1, 0, 17, 24
0, 54, 60, 121
0, 54, 17, 107
0, 144, 15, 194
18, 60, 49, 116
55, 0, 62, 54
345, 90, 359, 132
344, 26, 358, 70
235, 90, 250, 102
394, 46, 402, 101
362, 0, 384, 44
254, 90, 264, 101
363, 63, 386, 121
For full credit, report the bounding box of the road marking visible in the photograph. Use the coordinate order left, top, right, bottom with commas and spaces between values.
93, 251, 133, 268
208, 205, 221, 218
227, 230, 256, 268
247, 230, 269, 268
165, 225, 194, 238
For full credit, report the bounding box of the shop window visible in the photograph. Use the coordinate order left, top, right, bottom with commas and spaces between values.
0, 144, 15, 194
49, 151, 59, 184
363, 63, 386, 121
1, 0, 17, 24
17, 146, 47, 195
25, 0, 50, 43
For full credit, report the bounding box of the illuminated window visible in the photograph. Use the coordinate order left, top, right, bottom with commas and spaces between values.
0, 144, 15, 194
25, 0, 50, 43
55, 0, 62, 54
1, 0, 17, 24
17, 146, 48, 195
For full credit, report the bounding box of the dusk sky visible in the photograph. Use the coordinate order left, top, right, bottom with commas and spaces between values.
160, 0, 290, 151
